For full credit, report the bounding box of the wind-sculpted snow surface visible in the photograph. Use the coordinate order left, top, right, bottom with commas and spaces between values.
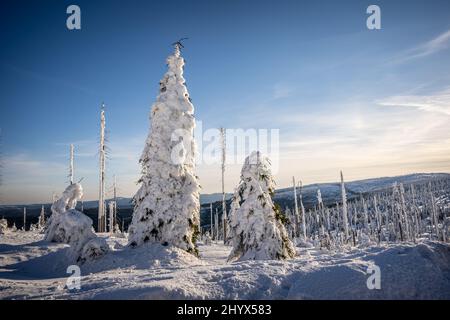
0, 232, 449, 299
128, 45, 200, 254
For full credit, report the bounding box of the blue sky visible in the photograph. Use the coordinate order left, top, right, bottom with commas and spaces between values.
1, 0, 450, 204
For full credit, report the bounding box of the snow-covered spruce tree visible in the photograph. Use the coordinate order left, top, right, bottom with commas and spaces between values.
37, 205, 46, 232
285, 207, 296, 239
228, 151, 295, 261
128, 43, 200, 255
225, 194, 241, 245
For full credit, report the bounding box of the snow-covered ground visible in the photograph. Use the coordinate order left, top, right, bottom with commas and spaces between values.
1, 231, 449, 299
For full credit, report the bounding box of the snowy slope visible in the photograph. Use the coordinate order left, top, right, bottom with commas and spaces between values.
1, 231, 449, 299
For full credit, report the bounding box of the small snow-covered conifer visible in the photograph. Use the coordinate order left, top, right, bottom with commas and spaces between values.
38, 205, 46, 230
228, 151, 295, 261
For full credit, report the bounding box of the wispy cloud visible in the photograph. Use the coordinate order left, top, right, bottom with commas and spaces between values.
393, 29, 450, 63
0, 153, 67, 204
0, 132, 145, 204
260, 95, 450, 187
273, 83, 295, 99
2, 154, 66, 179
377, 87, 450, 116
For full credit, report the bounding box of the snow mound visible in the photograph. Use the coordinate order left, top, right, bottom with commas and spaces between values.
44, 183, 109, 263
45, 183, 84, 242
46, 209, 109, 263
80, 237, 110, 263
82, 241, 205, 275
46, 209, 91, 244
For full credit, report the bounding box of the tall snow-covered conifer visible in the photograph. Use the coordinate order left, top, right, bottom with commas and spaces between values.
128, 43, 200, 255
228, 151, 295, 261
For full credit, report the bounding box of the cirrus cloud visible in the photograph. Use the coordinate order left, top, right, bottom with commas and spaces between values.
377, 87, 450, 116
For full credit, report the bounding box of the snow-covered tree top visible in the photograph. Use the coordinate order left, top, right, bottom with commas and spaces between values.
240, 151, 275, 193
154, 46, 193, 115
139, 45, 196, 168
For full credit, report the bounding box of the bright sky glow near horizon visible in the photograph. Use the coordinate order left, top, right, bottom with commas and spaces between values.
1, 0, 450, 204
